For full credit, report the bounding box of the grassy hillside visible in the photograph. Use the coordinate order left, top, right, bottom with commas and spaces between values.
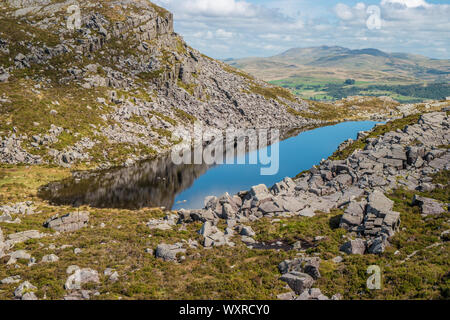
226, 46, 450, 102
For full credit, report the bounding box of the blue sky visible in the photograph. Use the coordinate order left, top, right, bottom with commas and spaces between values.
154, 0, 450, 59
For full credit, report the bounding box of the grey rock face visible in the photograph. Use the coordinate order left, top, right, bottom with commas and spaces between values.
44, 211, 90, 232
0, 0, 315, 169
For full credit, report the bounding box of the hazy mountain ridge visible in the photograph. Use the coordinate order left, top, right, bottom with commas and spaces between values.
227, 46, 450, 83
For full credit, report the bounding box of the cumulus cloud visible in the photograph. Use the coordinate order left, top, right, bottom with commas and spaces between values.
157, 0, 259, 17
334, 3, 354, 20
216, 29, 233, 39
153, 0, 450, 59
380, 0, 430, 8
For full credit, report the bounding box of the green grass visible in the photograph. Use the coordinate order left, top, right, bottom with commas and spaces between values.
248, 84, 297, 104
0, 163, 449, 300
177, 80, 197, 96
270, 76, 448, 103
172, 107, 197, 124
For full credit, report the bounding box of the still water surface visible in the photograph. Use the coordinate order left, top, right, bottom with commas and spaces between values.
39, 121, 380, 210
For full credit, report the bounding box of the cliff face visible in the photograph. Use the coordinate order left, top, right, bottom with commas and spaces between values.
0, 0, 313, 168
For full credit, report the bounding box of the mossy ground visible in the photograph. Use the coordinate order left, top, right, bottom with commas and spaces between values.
0, 165, 448, 300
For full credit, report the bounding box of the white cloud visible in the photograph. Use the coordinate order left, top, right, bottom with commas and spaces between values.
153, 0, 450, 59
334, 3, 354, 20
216, 29, 233, 39
381, 0, 430, 8
160, 0, 259, 17
355, 2, 366, 11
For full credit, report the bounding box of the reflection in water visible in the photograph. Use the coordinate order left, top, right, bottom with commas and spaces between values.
39, 127, 283, 210
39, 154, 211, 210
39, 122, 380, 210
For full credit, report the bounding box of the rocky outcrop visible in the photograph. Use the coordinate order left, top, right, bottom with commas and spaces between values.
412, 195, 446, 216
14, 281, 38, 300
0, 0, 313, 168
147, 214, 178, 230
44, 211, 90, 232
0, 202, 35, 215
174, 111, 449, 256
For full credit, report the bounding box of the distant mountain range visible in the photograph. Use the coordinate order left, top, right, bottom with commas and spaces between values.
225, 46, 450, 83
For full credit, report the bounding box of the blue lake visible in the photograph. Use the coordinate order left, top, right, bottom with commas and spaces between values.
172, 121, 380, 210
39, 121, 380, 210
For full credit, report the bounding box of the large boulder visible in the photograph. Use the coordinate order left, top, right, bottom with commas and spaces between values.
249, 184, 270, 201
44, 211, 89, 232
412, 195, 446, 216
340, 201, 365, 229
340, 239, 366, 255
155, 243, 186, 262
65, 268, 100, 290
366, 190, 394, 217
304, 258, 321, 280
279, 272, 314, 294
